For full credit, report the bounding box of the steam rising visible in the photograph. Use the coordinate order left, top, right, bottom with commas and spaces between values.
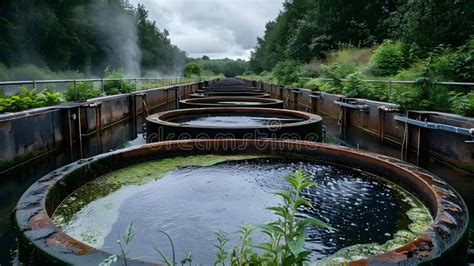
89, 2, 142, 77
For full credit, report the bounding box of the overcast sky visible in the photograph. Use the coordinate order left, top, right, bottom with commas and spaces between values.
130, 0, 284, 60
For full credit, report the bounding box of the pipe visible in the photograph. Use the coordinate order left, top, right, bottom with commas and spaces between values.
394, 115, 473, 137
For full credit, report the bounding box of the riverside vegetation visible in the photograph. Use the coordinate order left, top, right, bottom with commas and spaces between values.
240, 0, 473, 117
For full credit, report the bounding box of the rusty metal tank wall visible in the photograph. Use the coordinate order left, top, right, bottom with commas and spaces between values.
245, 79, 474, 173
179, 97, 284, 109
146, 108, 323, 143
0, 82, 200, 173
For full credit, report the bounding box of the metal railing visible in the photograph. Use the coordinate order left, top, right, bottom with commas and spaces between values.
301, 77, 474, 101
0, 77, 199, 96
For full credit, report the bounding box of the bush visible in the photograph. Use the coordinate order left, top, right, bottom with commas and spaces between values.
303, 79, 340, 93
425, 39, 474, 82
183, 63, 201, 78
449, 92, 474, 117
321, 63, 358, 79
272, 59, 302, 85
0, 87, 63, 112
64, 82, 101, 102
368, 40, 409, 77
242, 70, 255, 76
343, 73, 387, 101
394, 78, 453, 112
104, 69, 133, 95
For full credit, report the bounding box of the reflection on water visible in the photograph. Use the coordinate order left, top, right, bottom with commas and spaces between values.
169, 115, 304, 126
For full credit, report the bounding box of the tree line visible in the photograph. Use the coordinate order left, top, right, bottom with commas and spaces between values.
249, 0, 474, 73
0, 0, 187, 77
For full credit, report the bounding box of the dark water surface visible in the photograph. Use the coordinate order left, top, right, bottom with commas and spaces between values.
216, 101, 264, 105
169, 115, 303, 126
52, 157, 429, 264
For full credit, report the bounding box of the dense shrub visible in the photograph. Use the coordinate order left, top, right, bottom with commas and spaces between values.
303, 79, 340, 93
343, 73, 387, 101
64, 82, 101, 102
0, 87, 63, 112
242, 70, 255, 76
425, 39, 474, 82
368, 40, 409, 76
272, 59, 302, 85
104, 69, 134, 95
394, 78, 453, 112
183, 63, 201, 78
321, 63, 358, 79
449, 92, 474, 117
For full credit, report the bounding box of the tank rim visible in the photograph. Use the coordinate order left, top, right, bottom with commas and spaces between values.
146, 107, 321, 129
14, 139, 469, 265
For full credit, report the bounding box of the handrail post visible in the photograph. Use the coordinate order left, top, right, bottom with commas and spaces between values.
388, 80, 392, 102
73, 79, 77, 100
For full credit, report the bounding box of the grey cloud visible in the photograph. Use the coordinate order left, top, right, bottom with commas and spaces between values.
130, 0, 283, 59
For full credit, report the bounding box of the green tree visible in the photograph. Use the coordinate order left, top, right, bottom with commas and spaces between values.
183, 63, 201, 78
390, 0, 474, 52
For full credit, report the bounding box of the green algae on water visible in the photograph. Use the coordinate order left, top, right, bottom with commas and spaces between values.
52, 154, 264, 231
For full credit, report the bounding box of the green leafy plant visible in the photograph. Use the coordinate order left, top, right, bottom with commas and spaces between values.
254, 170, 332, 265
99, 222, 136, 266
183, 62, 201, 78
211, 170, 333, 265
272, 59, 303, 85
64, 82, 101, 102
449, 92, 474, 117
36, 90, 63, 106
343, 73, 387, 101
104, 68, 134, 95
424, 39, 474, 83
368, 40, 409, 77
303, 79, 339, 93
0, 87, 63, 112
214, 230, 229, 265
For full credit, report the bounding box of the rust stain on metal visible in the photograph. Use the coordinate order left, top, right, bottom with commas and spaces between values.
28, 210, 53, 230
46, 232, 92, 255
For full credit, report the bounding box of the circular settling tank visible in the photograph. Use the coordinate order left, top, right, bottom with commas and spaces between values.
199, 86, 261, 92
179, 97, 284, 109
15, 140, 469, 265
145, 108, 322, 142
189, 92, 271, 98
